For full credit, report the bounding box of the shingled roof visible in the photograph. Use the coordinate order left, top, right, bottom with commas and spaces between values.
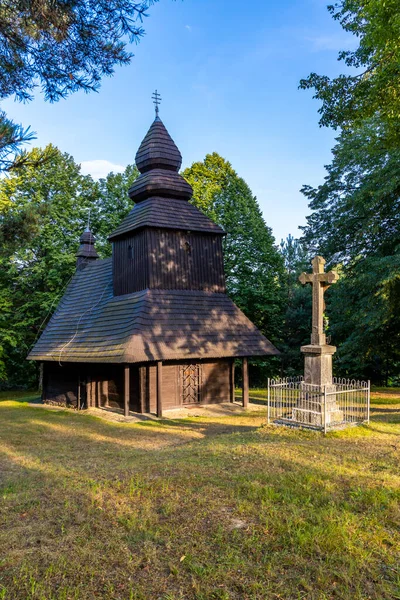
28, 259, 279, 363
109, 197, 224, 240
108, 116, 221, 241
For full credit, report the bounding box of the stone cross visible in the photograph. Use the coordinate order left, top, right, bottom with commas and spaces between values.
299, 256, 339, 346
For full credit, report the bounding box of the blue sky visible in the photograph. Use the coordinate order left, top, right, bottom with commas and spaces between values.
2, 0, 356, 243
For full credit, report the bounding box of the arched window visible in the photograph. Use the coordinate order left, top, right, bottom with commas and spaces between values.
128, 245, 133, 259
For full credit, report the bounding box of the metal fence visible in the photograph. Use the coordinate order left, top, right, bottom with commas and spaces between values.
267, 377, 370, 432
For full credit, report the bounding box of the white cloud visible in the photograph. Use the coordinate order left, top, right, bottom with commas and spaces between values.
185, 24, 192, 32
80, 159, 125, 179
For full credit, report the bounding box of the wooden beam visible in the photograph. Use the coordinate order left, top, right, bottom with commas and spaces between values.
230, 360, 235, 403
156, 361, 163, 418
242, 357, 249, 408
124, 365, 130, 417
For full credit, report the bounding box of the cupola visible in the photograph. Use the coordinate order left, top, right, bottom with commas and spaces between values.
76, 228, 99, 270
128, 114, 193, 203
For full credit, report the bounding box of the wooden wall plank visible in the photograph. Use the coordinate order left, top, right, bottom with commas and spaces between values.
113, 229, 226, 296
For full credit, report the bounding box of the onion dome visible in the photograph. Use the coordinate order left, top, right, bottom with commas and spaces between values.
129, 117, 193, 203
135, 118, 182, 173
76, 228, 99, 270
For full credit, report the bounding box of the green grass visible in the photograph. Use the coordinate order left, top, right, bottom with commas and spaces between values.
0, 393, 399, 600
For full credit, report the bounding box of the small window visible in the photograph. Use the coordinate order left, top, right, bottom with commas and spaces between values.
184, 241, 192, 255
128, 245, 133, 259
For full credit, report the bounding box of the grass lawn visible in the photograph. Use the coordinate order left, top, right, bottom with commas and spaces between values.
0, 391, 399, 600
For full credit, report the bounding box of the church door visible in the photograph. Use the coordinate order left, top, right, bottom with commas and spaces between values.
180, 363, 202, 404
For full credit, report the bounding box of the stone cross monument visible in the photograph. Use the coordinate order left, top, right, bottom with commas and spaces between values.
293, 256, 342, 427
299, 256, 339, 388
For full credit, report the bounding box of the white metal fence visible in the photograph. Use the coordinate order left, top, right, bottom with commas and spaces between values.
267, 377, 370, 432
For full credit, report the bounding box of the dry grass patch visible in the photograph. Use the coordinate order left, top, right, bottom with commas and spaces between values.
0, 394, 399, 600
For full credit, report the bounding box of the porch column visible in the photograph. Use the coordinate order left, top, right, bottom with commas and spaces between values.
77, 374, 81, 410
124, 365, 130, 417
103, 380, 109, 408
157, 361, 163, 418
242, 357, 249, 408
41, 362, 46, 403
86, 375, 91, 408
230, 360, 235, 403
139, 366, 145, 414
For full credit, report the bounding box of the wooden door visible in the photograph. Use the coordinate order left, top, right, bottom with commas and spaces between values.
180, 363, 202, 404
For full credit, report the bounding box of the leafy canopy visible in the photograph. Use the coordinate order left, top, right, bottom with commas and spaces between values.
300, 0, 400, 143
0, 0, 157, 172
301, 118, 400, 383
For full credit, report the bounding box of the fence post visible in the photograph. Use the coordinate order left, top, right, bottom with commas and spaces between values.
367, 380, 370, 424
323, 386, 327, 434
267, 378, 270, 424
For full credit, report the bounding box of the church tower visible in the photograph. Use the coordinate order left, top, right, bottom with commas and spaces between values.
109, 111, 226, 296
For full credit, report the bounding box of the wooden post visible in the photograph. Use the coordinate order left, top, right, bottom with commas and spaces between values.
77, 374, 81, 410
124, 365, 130, 417
156, 361, 163, 418
103, 380, 109, 408
97, 380, 101, 408
139, 366, 145, 414
86, 375, 91, 408
41, 362, 46, 403
242, 357, 249, 408
92, 379, 96, 407
230, 360, 235, 403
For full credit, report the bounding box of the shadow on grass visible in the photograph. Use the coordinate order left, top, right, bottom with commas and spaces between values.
0, 390, 41, 403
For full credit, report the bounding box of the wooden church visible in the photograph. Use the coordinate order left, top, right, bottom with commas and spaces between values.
28, 105, 279, 416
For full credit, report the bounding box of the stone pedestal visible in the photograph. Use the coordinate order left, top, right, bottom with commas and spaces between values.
301, 344, 336, 387
292, 344, 343, 427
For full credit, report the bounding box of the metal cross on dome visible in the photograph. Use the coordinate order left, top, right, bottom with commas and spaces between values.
152, 90, 162, 118
299, 256, 339, 346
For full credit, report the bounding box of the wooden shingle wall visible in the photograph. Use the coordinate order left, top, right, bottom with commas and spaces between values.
113, 229, 226, 296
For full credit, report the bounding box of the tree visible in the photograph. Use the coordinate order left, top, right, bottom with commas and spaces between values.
183, 153, 285, 382
300, 118, 400, 382
0, 0, 157, 172
300, 0, 400, 144
94, 165, 139, 256
279, 235, 312, 376
301, 117, 400, 262
328, 253, 400, 384
0, 145, 99, 385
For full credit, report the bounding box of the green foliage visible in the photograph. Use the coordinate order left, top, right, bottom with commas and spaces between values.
183, 153, 285, 382
301, 119, 400, 382
0, 0, 157, 171
279, 235, 312, 376
94, 165, 139, 256
300, 0, 400, 144
0, 145, 101, 385
328, 253, 400, 383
